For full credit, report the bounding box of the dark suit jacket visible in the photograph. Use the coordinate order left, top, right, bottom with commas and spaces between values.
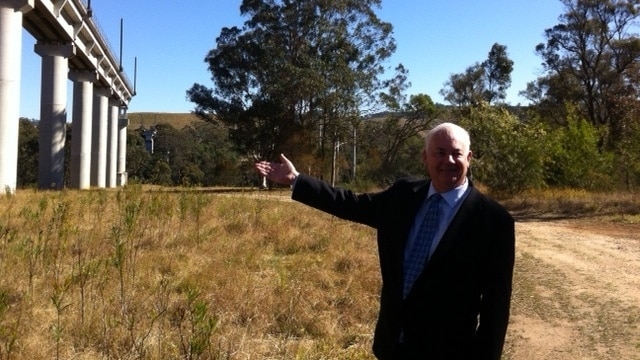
292, 174, 515, 360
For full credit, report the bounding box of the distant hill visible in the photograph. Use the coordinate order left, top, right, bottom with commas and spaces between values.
126, 106, 530, 130
127, 112, 205, 129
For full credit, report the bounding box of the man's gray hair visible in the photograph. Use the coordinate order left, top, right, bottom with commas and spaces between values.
424, 122, 471, 152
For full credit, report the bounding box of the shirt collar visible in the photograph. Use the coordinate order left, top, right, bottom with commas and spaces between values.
428, 179, 469, 207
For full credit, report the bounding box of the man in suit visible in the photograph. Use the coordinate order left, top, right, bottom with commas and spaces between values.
254, 122, 515, 359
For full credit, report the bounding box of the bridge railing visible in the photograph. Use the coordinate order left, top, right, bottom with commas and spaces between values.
76, 0, 134, 94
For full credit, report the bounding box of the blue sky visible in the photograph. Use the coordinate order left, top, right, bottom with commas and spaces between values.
19, 0, 564, 119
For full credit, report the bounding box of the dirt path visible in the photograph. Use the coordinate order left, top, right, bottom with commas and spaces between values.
505, 219, 640, 360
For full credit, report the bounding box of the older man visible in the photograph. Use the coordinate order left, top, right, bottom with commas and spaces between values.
255, 123, 515, 359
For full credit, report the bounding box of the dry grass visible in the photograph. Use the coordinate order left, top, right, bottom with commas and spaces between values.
501, 188, 640, 222
1, 186, 638, 359
0, 186, 379, 359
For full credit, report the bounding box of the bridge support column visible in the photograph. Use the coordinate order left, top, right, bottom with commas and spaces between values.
69, 70, 97, 189
117, 108, 128, 186
35, 42, 75, 190
106, 98, 119, 188
0, 1, 33, 193
91, 87, 110, 188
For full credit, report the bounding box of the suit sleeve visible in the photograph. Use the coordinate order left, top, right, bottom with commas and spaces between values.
291, 173, 383, 228
473, 203, 515, 360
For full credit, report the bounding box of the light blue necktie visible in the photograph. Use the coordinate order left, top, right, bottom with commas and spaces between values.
403, 193, 442, 299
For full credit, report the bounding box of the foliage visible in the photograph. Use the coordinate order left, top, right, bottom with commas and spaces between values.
16, 1, 640, 192
18, 102, 639, 191
614, 98, 640, 189
483, 43, 515, 104
342, 65, 441, 185
187, 0, 397, 175
129, 121, 241, 187
523, 0, 640, 149
126, 127, 153, 183
17, 118, 39, 187
357, 117, 425, 185
440, 43, 514, 107
441, 63, 485, 108
460, 105, 548, 195
372, 65, 440, 180
544, 104, 615, 190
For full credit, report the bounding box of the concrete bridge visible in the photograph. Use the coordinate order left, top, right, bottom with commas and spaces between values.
0, 0, 135, 192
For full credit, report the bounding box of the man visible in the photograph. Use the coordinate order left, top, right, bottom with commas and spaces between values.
254, 123, 515, 359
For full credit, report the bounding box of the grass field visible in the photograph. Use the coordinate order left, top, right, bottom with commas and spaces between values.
0, 186, 380, 359
0, 185, 638, 359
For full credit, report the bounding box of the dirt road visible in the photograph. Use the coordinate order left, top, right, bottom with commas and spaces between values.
505, 219, 640, 360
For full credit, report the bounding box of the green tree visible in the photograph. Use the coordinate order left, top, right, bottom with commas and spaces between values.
17, 118, 39, 187
368, 65, 440, 182
149, 160, 172, 186
187, 0, 396, 181
459, 105, 547, 195
524, 0, 640, 148
440, 63, 485, 108
126, 128, 152, 183
182, 122, 241, 186
482, 43, 514, 104
614, 97, 640, 189
440, 43, 514, 107
545, 104, 615, 190
151, 123, 196, 186
358, 117, 425, 185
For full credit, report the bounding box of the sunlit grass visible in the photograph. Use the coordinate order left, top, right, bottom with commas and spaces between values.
500, 187, 640, 220
0, 186, 379, 359
1, 185, 638, 359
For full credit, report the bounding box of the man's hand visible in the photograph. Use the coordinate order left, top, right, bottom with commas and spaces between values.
254, 154, 299, 186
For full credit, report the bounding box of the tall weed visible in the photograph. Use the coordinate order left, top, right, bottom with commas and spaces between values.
0, 187, 379, 359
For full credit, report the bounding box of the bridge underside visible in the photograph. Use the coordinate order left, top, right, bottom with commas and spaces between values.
0, 0, 135, 192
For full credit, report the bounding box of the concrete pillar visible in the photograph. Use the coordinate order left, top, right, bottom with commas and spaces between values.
69, 70, 97, 189
0, 1, 34, 193
35, 42, 75, 190
117, 107, 128, 186
106, 98, 119, 188
91, 87, 110, 188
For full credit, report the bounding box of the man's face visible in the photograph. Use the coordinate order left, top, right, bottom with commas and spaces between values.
422, 131, 472, 193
